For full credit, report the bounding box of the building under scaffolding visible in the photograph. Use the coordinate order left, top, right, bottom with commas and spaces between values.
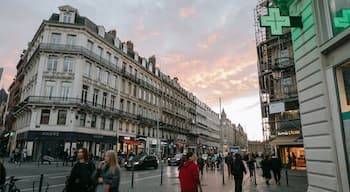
254, 0, 305, 168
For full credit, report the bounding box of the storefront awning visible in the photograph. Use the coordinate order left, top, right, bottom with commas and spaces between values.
121, 139, 141, 145
269, 135, 303, 145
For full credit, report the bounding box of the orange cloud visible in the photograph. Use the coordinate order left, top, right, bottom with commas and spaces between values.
179, 7, 195, 19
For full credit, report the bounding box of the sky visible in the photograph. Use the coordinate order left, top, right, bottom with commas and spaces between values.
0, 0, 262, 141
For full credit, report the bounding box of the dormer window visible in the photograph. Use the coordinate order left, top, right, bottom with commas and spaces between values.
63, 12, 72, 23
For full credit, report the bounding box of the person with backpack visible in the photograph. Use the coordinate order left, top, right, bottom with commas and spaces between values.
261, 153, 272, 185
66, 148, 96, 192
231, 153, 247, 192
271, 153, 282, 184
247, 153, 256, 180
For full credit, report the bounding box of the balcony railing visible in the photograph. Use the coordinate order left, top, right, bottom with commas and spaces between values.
22, 96, 138, 119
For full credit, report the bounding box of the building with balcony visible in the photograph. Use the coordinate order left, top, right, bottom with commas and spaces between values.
255, 0, 304, 168
8, 5, 238, 160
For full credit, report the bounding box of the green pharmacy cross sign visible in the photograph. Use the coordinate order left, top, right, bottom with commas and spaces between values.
260, 7, 302, 35
334, 9, 350, 29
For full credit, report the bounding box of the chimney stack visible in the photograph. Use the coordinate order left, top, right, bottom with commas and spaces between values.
108, 30, 117, 39
149, 55, 156, 65
126, 41, 134, 52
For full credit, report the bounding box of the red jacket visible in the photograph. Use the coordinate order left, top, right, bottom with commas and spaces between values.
179, 160, 200, 192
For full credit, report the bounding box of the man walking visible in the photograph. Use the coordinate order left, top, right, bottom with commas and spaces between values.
231, 153, 247, 192
271, 154, 282, 184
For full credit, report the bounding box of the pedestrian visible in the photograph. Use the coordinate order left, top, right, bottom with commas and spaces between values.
292, 152, 297, 169
261, 153, 272, 185
271, 154, 282, 184
0, 161, 6, 187
225, 153, 234, 178
63, 149, 69, 166
178, 152, 202, 192
230, 153, 247, 192
96, 150, 120, 192
247, 153, 256, 179
66, 148, 96, 192
197, 156, 205, 176
288, 153, 292, 169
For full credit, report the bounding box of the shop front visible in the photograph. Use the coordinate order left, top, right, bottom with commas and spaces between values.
16, 130, 117, 161
270, 134, 305, 169
117, 136, 140, 154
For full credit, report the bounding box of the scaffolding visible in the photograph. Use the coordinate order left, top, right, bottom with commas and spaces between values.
254, 0, 301, 149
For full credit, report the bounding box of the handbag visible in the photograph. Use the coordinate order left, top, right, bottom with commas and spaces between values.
96, 183, 111, 192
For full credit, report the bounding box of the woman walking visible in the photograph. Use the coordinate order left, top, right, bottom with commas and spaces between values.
66, 148, 96, 192
261, 153, 272, 185
247, 153, 256, 180
96, 150, 121, 192
178, 152, 202, 192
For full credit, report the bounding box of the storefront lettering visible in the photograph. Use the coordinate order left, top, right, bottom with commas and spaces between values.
41, 132, 59, 136
278, 130, 300, 136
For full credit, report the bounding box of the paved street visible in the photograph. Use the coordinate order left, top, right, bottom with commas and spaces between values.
3, 159, 308, 192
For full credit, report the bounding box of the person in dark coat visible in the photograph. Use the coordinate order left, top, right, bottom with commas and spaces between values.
0, 162, 6, 186
231, 153, 247, 192
66, 148, 96, 192
197, 156, 205, 176
271, 154, 282, 184
247, 153, 256, 179
261, 154, 272, 185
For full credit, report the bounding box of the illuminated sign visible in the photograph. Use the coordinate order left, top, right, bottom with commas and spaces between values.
334, 9, 350, 29
260, 7, 302, 35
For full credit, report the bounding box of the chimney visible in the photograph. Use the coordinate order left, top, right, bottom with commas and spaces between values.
107, 30, 117, 39
174, 77, 179, 83
148, 55, 156, 65
126, 41, 134, 52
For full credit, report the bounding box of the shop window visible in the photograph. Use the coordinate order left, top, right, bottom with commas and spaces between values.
109, 119, 114, 131
40, 109, 50, 124
335, 62, 350, 171
57, 110, 67, 125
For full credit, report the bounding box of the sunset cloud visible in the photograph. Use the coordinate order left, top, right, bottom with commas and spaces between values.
179, 7, 195, 19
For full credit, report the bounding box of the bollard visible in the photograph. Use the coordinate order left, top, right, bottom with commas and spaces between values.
254, 167, 257, 185
222, 160, 225, 185
39, 174, 44, 192
285, 168, 289, 186
131, 161, 135, 188
160, 158, 163, 185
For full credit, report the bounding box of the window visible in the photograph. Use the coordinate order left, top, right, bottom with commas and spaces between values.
40, 109, 50, 124
57, 110, 67, 125
63, 57, 75, 72
101, 117, 105, 130
119, 121, 122, 131
91, 114, 96, 128
113, 57, 119, 67
128, 82, 132, 95
66, 34, 76, 46
61, 82, 71, 99
63, 13, 72, 23
102, 71, 108, 84
85, 62, 91, 76
102, 92, 107, 109
110, 95, 115, 111
96, 67, 101, 81
135, 69, 138, 78
110, 75, 116, 88
50, 33, 61, 44
93, 89, 99, 106
109, 118, 114, 131
107, 52, 111, 63
81, 85, 88, 103
98, 46, 103, 58
129, 65, 133, 74
132, 103, 136, 114
120, 99, 124, 111
122, 79, 126, 93
133, 85, 137, 97
114, 75, 118, 89
127, 101, 131, 113
87, 40, 93, 51
79, 112, 86, 126
47, 56, 58, 72
45, 81, 56, 97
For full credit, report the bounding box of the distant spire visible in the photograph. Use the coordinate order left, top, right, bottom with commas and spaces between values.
221, 108, 226, 119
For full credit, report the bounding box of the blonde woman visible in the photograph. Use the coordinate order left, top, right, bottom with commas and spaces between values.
96, 150, 120, 192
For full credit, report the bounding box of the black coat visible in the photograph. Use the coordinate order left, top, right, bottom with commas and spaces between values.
66, 160, 96, 192
231, 159, 247, 179
261, 158, 272, 179
0, 162, 6, 185
271, 157, 282, 172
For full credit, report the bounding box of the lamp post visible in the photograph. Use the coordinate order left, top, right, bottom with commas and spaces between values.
219, 97, 224, 185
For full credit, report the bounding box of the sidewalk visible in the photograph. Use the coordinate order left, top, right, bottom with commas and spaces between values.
120, 166, 308, 192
